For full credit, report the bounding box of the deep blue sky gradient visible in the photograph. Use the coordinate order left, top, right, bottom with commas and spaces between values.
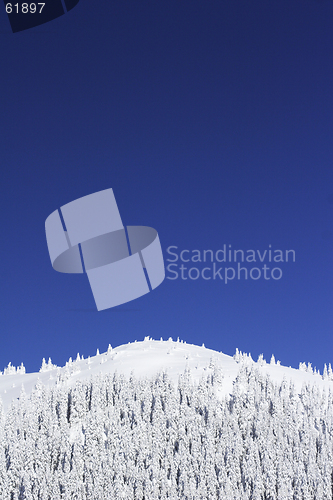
0, 0, 332, 373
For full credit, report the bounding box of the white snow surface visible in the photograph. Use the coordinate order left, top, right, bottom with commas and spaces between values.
0, 337, 331, 413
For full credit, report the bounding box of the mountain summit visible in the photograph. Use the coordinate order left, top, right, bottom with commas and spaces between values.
0, 338, 331, 412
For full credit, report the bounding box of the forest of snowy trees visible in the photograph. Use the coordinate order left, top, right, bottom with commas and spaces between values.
0, 354, 333, 499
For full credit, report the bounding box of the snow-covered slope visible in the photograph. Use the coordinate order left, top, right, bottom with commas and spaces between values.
0, 337, 331, 412
2, 338, 333, 499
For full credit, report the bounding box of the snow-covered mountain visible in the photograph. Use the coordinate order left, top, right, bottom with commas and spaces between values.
1, 339, 333, 499
1, 337, 331, 413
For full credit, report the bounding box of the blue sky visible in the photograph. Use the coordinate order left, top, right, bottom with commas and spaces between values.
0, 0, 332, 373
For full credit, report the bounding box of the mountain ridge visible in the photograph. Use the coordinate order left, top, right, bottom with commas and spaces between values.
0, 338, 331, 413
